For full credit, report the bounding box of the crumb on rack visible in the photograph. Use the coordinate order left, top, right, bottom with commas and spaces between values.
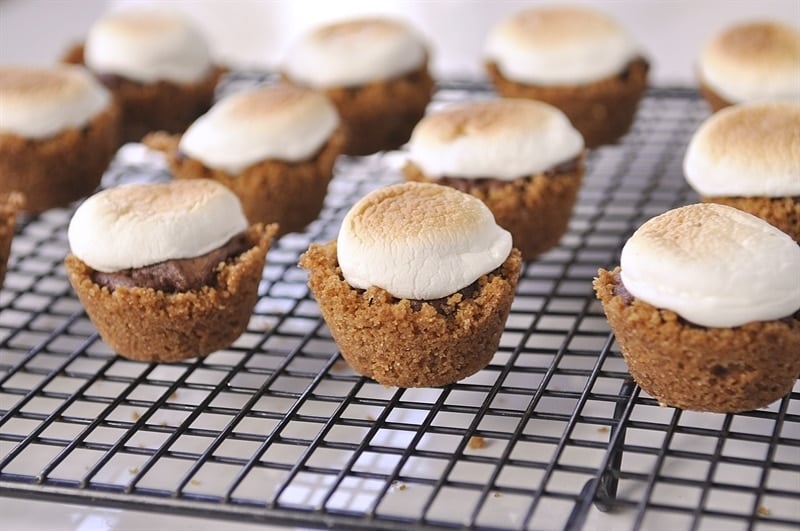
493, 491, 501, 498
391, 480, 407, 491
128, 467, 139, 474
169, 390, 178, 400
132, 411, 141, 421
190, 479, 201, 486
332, 359, 349, 372
757, 506, 771, 516
468, 436, 487, 449
366, 415, 376, 422
597, 426, 610, 434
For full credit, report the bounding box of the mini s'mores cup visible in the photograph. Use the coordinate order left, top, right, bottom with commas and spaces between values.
282, 17, 434, 155
485, 6, 649, 147
594, 204, 800, 413
698, 21, 800, 111
64, 8, 224, 143
404, 99, 585, 260
65, 179, 277, 362
300, 182, 522, 388
0, 66, 120, 213
684, 102, 800, 240
145, 84, 344, 236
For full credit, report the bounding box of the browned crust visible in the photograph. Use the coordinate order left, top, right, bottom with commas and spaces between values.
593, 267, 800, 413
403, 158, 584, 260
0, 103, 120, 213
486, 58, 649, 148
701, 195, 800, 241
286, 63, 434, 156
144, 128, 345, 236
64, 43, 225, 144
299, 241, 521, 387
0, 192, 23, 286
64, 223, 277, 363
697, 78, 734, 113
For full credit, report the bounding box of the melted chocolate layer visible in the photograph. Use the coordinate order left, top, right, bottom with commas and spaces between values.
434, 157, 580, 193
93, 233, 250, 293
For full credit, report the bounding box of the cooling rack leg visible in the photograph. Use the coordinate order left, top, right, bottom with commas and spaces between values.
594, 378, 636, 512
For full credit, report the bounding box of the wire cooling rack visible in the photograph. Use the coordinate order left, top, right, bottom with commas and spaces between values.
1, 79, 798, 531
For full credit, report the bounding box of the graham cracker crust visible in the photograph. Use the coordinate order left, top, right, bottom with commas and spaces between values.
300, 241, 522, 388
0, 193, 23, 286
702, 195, 799, 241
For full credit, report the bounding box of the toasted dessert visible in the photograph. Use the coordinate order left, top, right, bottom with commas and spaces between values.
485, 5, 649, 147
145, 84, 344, 236
594, 203, 800, 413
282, 17, 434, 155
65, 179, 276, 362
0, 192, 23, 286
64, 8, 224, 143
404, 98, 585, 260
300, 182, 521, 388
697, 21, 800, 111
684, 101, 800, 240
0, 65, 120, 213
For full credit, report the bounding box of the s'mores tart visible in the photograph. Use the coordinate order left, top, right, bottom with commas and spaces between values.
404, 98, 585, 260
0, 65, 120, 213
594, 204, 800, 413
684, 101, 800, 240
282, 17, 434, 155
64, 8, 224, 143
485, 6, 649, 147
0, 193, 23, 286
300, 182, 521, 388
145, 84, 344, 236
65, 179, 276, 363
698, 21, 800, 111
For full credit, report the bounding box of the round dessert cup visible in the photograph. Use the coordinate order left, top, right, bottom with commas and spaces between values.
0, 103, 120, 213
300, 241, 522, 388
404, 155, 584, 261
306, 64, 434, 156
594, 267, 800, 413
486, 59, 649, 148
145, 130, 345, 237
65, 223, 276, 363
64, 44, 225, 144
0, 192, 23, 286
701, 195, 799, 241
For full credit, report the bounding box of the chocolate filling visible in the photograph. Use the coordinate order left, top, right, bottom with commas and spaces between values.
351, 266, 503, 317
433, 156, 580, 193
92, 232, 251, 293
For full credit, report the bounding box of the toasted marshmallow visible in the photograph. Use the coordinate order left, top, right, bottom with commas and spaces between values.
337, 182, 512, 300
179, 84, 340, 174
84, 9, 212, 84
408, 99, 584, 179
699, 21, 800, 104
68, 179, 248, 273
0, 65, 111, 139
282, 18, 427, 88
684, 102, 800, 197
620, 203, 800, 328
485, 6, 639, 86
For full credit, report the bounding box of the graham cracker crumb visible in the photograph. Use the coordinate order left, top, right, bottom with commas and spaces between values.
190, 479, 201, 486
493, 491, 502, 498
391, 480, 407, 491
366, 415, 376, 422
169, 390, 178, 400
757, 506, 770, 516
597, 426, 610, 434
128, 467, 139, 474
468, 436, 488, 449
132, 411, 141, 421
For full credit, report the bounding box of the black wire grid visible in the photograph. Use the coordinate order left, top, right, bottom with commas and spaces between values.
0, 80, 798, 531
